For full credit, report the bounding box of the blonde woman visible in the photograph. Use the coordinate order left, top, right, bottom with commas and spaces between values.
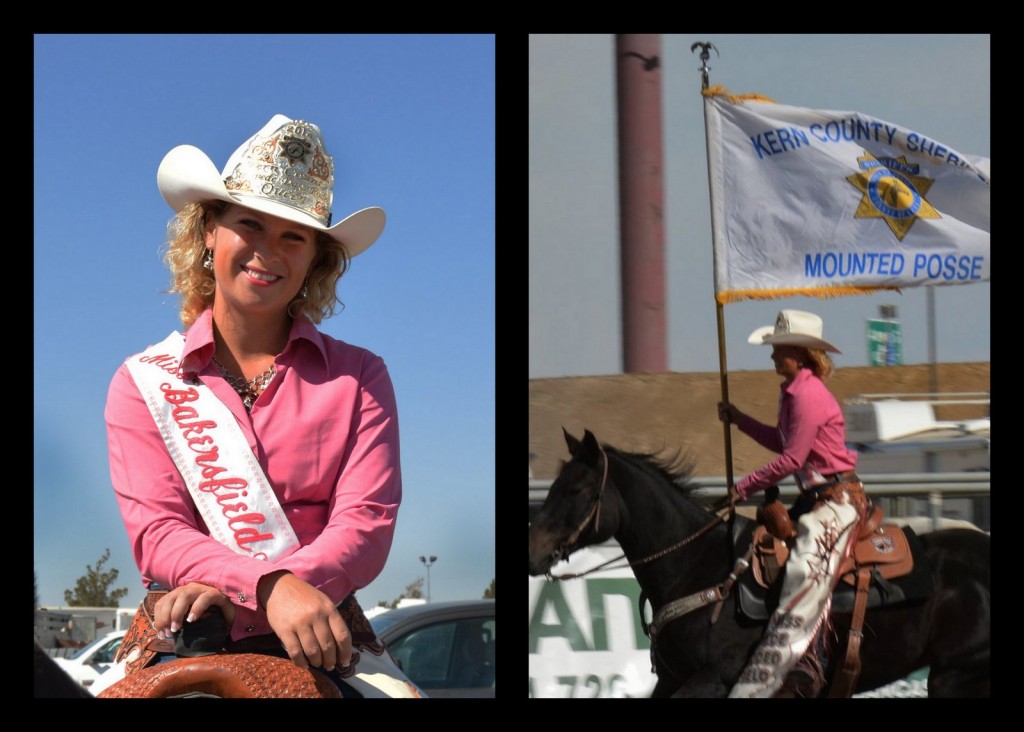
101, 115, 418, 697
718, 310, 866, 698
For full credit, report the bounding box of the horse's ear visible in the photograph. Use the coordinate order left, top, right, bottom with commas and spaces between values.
579, 429, 602, 463
563, 427, 581, 456
564, 428, 601, 465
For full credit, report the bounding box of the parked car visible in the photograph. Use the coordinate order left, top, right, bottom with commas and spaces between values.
370, 599, 495, 698
51, 629, 126, 694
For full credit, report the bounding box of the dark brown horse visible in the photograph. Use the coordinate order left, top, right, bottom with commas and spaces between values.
528, 429, 990, 698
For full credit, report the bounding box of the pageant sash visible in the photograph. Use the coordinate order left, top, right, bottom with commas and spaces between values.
125, 331, 300, 561
119, 332, 422, 698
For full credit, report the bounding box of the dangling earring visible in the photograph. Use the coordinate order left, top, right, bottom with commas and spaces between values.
203, 249, 214, 270
300, 280, 309, 299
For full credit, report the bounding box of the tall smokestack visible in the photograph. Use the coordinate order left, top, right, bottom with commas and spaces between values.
616, 34, 666, 374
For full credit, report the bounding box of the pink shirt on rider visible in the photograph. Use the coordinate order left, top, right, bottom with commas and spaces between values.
734, 367, 856, 500
104, 308, 402, 641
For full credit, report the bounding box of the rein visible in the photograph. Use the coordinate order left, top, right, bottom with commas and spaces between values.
545, 446, 732, 581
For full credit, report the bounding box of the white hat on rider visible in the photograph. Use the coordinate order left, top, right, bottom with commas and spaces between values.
747, 310, 841, 353
157, 114, 385, 257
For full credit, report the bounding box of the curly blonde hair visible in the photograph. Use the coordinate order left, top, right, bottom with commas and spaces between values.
803, 348, 834, 382
162, 200, 351, 327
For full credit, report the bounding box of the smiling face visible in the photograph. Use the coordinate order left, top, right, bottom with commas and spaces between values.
205, 203, 318, 321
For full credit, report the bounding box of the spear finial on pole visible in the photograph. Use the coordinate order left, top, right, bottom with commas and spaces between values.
690, 41, 718, 89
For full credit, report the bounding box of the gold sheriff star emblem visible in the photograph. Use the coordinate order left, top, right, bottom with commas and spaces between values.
846, 152, 940, 241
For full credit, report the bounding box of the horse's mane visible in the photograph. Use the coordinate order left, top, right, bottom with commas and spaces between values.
603, 443, 709, 505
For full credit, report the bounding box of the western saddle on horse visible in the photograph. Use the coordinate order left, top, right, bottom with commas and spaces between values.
98, 592, 395, 698
744, 486, 921, 697
98, 653, 343, 698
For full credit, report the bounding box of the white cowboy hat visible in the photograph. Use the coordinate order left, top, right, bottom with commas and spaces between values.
747, 309, 841, 353
157, 114, 385, 257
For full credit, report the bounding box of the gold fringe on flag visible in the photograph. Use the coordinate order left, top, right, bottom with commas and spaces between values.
701, 85, 776, 104
715, 285, 903, 305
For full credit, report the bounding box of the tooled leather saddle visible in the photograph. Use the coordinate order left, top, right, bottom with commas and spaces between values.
99, 593, 382, 698
735, 497, 933, 697
98, 653, 344, 698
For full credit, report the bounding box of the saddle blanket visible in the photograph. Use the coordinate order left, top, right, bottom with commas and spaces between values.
735, 522, 933, 621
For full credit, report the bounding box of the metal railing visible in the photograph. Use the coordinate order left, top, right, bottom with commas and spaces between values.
844, 391, 990, 411
530, 472, 990, 533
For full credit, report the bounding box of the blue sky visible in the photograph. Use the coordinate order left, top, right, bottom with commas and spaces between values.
34, 34, 495, 610
530, 34, 989, 378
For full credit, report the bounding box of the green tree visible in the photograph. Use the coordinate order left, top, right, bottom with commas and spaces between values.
483, 578, 495, 599
377, 578, 424, 610
63, 548, 129, 607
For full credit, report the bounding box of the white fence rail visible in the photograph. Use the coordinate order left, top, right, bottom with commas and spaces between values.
531, 471, 991, 533
844, 391, 989, 407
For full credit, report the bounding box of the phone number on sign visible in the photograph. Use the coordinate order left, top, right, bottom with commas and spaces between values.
529, 674, 638, 698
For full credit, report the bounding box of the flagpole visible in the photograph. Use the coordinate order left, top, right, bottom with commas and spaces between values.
693, 41, 735, 494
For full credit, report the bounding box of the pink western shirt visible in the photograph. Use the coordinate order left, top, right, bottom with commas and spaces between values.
734, 368, 857, 500
104, 308, 401, 640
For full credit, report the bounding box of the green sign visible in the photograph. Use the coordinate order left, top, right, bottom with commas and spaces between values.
867, 319, 902, 366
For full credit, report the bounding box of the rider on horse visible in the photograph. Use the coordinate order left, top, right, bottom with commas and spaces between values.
718, 309, 867, 698
97, 115, 419, 697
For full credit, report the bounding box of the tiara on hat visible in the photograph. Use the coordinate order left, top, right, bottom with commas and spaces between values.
223, 118, 335, 227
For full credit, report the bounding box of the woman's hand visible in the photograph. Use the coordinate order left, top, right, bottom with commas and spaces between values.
154, 583, 236, 640
258, 570, 352, 672
727, 484, 741, 508
717, 401, 742, 424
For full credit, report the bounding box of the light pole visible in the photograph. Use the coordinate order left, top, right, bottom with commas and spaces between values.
419, 555, 436, 603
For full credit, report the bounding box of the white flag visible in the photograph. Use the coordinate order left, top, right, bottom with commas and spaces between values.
703, 88, 990, 304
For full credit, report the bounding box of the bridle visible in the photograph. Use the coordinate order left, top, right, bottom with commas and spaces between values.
540, 442, 754, 679
545, 443, 732, 581
546, 443, 609, 574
